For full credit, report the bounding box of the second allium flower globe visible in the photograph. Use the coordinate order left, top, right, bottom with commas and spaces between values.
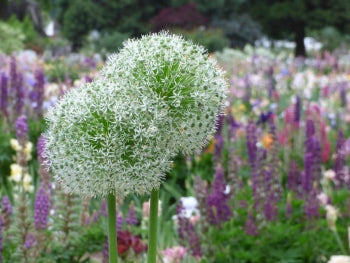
45, 32, 227, 198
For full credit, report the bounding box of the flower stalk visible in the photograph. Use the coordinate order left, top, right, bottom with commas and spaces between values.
107, 193, 118, 263
147, 189, 159, 263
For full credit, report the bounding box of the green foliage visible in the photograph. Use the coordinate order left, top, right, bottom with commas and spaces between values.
62, 0, 98, 49
212, 14, 263, 48
310, 26, 350, 51
94, 31, 130, 54
172, 28, 230, 52
0, 21, 25, 54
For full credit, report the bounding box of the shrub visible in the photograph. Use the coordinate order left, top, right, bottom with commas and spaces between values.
0, 21, 25, 54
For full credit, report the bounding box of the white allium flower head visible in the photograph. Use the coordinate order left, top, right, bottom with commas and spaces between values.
45, 32, 227, 198
102, 32, 227, 154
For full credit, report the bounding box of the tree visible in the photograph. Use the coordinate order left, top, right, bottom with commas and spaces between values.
243, 0, 350, 56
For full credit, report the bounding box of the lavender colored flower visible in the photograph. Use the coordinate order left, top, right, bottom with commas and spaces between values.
305, 119, 315, 141
99, 199, 108, 217
1, 196, 12, 215
294, 95, 301, 124
334, 130, 346, 187
246, 120, 258, 165
213, 134, 224, 162
226, 111, 238, 141
264, 191, 278, 221
102, 238, 109, 263
37, 135, 46, 163
304, 188, 319, 219
0, 72, 8, 117
287, 160, 300, 195
30, 69, 45, 117
34, 184, 50, 230
15, 115, 28, 144
15, 73, 24, 117
24, 233, 36, 249
206, 165, 231, 226
126, 203, 138, 226
117, 212, 123, 232
302, 153, 314, 193
257, 111, 272, 125
245, 210, 258, 236
176, 200, 202, 258
267, 66, 275, 97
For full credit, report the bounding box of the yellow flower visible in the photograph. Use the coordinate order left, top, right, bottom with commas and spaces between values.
10, 164, 22, 182
24, 142, 33, 161
10, 139, 22, 152
260, 133, 274, 149
23, 173, 34, 193
326, 205, 338, 231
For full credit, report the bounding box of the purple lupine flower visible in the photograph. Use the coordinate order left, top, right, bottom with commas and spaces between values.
305, 119, 315, 141
294, 96, 301, 124
215, 114, 225, 136
102, 238, 109, 263
34, 184, 50, 230
126, 203, 138, 226
206, 165, 231, 226
264, 191, 278, 221
0, 72, 8, 117
99, 199, 108, 217
334, 130, 346, 187
266, 66, 275, 97
117, 212, 123, 232
9, 56, 17, 92
1, 196, 12, 215
92, 211, 99, 223
246, 120, 258, 165
0, 218, 3, 263
245, 209, 258, 236
243, 74, 251, 103
15, 115, 28, 144
302, 153, 314, 193
257, 111, 272, 125
85, 75, 93, 83
287, 160, 300, 195
226, 111, 238, 142
24, 233, 36, 249
304, 188, 319, 219
15, 73, 24, 117
176, 201, 202, 258
213, 134, 224, 162
30, 69, 45, 117
37, 135, 46, 161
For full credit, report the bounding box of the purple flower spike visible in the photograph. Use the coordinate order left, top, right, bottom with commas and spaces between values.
37, 135, 46, 163
126, 203, 138, 226
246, 120, 258, 165
245, 210, 258, 236
117, 212, 123, 232
24, 233, 36, 250
15, 73, 24, 117
15, 115, 28, 143
34, 184, 50, 230
99, 199, 108, 217
1, 196, 12, 215
31, 69, 45, 117
206, 165, 231, 226
0, 72, 8, 117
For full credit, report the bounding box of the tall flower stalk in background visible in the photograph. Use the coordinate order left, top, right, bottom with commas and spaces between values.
45, 32, 227, 263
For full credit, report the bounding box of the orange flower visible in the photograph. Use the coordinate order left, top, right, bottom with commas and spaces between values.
204, 139, 215, 154
260, 133, 273, 149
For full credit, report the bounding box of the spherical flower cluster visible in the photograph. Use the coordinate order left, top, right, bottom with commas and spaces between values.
45, 32, 227, 198
103, 32, 227, 155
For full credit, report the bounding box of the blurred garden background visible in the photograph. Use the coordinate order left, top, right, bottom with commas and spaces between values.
1, 0, 350, 262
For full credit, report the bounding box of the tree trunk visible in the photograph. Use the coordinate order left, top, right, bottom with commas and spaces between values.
294, 22, 306, 57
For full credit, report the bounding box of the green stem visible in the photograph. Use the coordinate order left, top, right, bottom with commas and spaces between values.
333, 229, 346, 255
107, 193, 118, 263
147, 189, 159, 263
